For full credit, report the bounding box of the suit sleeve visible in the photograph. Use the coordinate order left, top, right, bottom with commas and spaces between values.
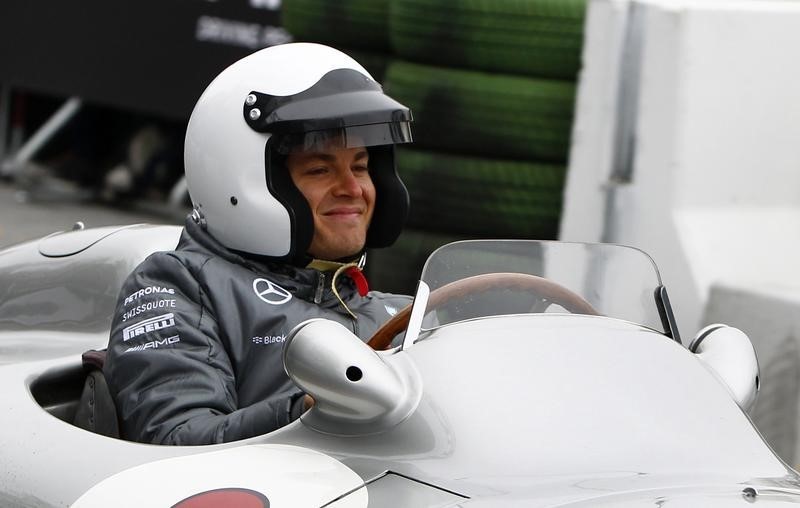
104, 253, 301, 445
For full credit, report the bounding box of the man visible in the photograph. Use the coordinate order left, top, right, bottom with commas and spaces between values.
103, 43, 414, 445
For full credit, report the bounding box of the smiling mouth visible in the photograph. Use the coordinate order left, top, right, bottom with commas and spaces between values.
324, 208, 362, 217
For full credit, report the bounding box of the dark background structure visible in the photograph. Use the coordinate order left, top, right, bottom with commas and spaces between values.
0, 0, 588, 294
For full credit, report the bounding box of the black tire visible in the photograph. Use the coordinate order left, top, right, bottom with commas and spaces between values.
282, 0, 391, 51
398, 148, 566, 238
385, 61, 576, 162
367, 228, 466, 295
389, 0, 587, 80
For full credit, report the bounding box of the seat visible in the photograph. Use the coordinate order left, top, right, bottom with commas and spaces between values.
72, 349, 120, 438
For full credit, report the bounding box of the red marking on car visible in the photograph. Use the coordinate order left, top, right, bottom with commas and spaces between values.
172, 488, 269, 508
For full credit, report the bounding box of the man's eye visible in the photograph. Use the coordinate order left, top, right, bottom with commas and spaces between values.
306, 167, 328, 175
353, 165, 370, 173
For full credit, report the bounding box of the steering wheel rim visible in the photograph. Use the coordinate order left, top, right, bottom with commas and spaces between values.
367, 272, 600, 351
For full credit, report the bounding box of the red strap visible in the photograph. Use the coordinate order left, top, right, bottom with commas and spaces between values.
345, 266, 370, 297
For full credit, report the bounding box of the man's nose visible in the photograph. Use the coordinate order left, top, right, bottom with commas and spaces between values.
332, 168, 363, 196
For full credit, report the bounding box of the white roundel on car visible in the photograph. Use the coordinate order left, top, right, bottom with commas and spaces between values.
72, 444, 367, 508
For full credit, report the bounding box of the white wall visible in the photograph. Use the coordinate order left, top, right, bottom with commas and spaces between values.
562, 0, 800, 338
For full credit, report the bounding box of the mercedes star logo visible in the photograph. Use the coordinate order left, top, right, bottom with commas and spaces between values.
252, 278, 292, 305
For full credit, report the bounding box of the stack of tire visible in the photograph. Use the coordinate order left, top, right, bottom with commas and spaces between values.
282, 0, 587, 294
281, 0, 394, 81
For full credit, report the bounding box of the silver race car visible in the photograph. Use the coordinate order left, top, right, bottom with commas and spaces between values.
0, 223, 796, 507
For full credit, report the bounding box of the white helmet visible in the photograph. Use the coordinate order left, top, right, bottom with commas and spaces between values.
184, 43, 412, 261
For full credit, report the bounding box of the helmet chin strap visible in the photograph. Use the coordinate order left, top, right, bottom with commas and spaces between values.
306, 253, 369, 319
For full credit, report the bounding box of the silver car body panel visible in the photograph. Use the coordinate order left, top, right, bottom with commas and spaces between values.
267, 315, 796, 500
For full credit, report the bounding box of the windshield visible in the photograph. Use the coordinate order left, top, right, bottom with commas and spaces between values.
404, 240, 667, 344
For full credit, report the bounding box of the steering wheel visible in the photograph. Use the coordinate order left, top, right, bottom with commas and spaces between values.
367, 272, 600, 351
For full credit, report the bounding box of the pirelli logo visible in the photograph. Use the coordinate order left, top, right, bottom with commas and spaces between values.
122, 313, 176, 342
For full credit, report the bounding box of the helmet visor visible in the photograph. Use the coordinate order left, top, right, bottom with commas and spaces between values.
271, 122, 412, 155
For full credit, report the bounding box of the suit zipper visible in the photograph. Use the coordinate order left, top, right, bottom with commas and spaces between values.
314, 272, 325, 304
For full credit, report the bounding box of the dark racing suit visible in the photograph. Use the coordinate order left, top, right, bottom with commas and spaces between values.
104, 218, 410, 445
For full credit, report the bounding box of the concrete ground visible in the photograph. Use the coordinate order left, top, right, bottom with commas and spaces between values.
0, 181, 184, 249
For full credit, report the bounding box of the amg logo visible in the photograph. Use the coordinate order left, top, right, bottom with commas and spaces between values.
122, 313, 176, 341
125, 335, 181, 353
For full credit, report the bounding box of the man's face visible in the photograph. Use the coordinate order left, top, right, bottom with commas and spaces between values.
287, 144, 375, 260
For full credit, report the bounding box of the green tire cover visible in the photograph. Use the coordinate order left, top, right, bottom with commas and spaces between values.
282, 0, 391, 51
398, 148, 566, 238
390, 0, 587, 80
386, 61, 576, 162
339, 48, 390, 83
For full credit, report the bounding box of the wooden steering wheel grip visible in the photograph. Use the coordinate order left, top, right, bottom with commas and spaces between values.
367, 272, 600, 351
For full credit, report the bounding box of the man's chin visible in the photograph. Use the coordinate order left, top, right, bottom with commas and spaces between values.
308, 238, 366, 261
